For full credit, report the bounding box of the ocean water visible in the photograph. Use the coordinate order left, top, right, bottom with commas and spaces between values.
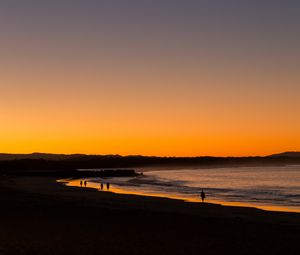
64, 165, 300, 212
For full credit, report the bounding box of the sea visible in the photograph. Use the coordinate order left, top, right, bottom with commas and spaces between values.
63, 165, 300, 213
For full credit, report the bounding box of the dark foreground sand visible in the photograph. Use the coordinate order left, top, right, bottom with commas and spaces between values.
0, 176, 299, 255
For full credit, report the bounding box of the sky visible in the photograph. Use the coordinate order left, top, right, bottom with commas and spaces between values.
0, 0, 300, 156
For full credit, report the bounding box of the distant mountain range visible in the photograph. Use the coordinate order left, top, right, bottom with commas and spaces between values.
268, 152, 300, 158
0, 153, 86, 161
0, 152, 300, 175
0, 152, 299, 161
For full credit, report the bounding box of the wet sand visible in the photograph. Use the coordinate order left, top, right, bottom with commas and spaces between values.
0, 176, 299, 255
62, 178, 300, 213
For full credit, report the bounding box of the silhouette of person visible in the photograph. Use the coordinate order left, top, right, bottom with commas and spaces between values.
106, 183, 110, 191
80, 180, 83, 187
100, 183, 104, 190
200, 189, 206, 203
84, 181, 87, 187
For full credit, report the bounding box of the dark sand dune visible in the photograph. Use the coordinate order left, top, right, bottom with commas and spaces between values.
0, 177, 299, 255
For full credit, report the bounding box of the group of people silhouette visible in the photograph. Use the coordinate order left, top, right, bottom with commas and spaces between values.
79, 179, 205, 202
80, 180, 87, 187
80, 180, 110, 191
100, 182, 110, 191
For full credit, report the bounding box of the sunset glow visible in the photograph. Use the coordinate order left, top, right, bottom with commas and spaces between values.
1, 1, 299, 156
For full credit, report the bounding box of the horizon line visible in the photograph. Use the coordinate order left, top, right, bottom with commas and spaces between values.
0, 151, 298, 158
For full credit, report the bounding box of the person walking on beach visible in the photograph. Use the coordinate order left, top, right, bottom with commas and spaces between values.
84, 181, 87, 187
80, 180, 83, 187
106, 183, 110, 191
100, 183, 104, 190
200, 189, 206, 203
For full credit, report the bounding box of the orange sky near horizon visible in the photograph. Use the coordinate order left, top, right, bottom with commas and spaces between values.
0, 1, 300, 157
1, 69, 299, 157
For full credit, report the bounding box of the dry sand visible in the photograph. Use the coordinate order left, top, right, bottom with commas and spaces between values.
0, 176, 299, 255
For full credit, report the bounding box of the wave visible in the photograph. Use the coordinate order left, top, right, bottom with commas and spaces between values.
87, 166, 300, 210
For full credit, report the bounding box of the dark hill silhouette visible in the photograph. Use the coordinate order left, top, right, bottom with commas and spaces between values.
0, 152, 300, 177
0, 151, 299, 161
0, 153, 86, 161
269, 151, 300, 158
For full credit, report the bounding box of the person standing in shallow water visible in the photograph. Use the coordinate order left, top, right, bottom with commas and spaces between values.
100, 183, 104, 190
200, 189, 206, 203
106, 183, 110, 191
80, 180, 83, 187
84, 181, 87, 187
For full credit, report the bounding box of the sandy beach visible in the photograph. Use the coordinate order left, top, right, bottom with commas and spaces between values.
0, 176, 299, 255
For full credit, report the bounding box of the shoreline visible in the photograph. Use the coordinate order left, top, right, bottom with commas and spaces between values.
3, 176, 300, 220
0, 176, 299, 254
60, 178, 300, 214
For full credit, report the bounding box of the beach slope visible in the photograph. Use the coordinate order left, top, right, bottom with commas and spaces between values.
0, 176, 299, 255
